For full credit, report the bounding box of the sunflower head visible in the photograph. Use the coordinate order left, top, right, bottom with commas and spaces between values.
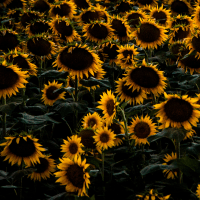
53, 43, 103, 79
0, 133, 45, 166
71, 0, 91, 9
132, 18, 168, 49
129, 115, 157, 146
61, 135, 84, 160
115, 0, 132, 14
97, 90, 119, 125
41, 80, 66, 106
93, 126, 116, 150
27, 155, 56, 181
55, 156, 90, 196
137, 0, 158, 7
31, 0, 50, 13
154, 93, 200, 130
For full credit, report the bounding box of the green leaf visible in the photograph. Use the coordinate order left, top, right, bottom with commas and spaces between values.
0, 102, 20, 115
8, 168, 36, 181
186, 143, 200, 156
80, 77, 111, 88
39, 70, 67, 78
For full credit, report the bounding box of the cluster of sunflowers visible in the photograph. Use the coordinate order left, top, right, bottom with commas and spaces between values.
2, 0, 200, 199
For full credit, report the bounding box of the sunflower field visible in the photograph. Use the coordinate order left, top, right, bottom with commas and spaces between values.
2, 0, 200, 199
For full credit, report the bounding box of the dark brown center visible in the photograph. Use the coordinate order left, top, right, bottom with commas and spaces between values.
35, 157, 49, 173
100, 132, 109, 143
134, 122, 150, 138
0, 32, 19, 51
20, 13, 39, 28
171, 0, 189, 15
9, 137, 36, 157
137, 0, 154, 5
191, 36, 200, 52
45, 86, 59, 100
59, 47, 94, 71
164, 98, 193, 122
79, 129, 95, 149
152, 11, 167, 25
0, 64, 19, 89
54, 20, 73, 37
74, 0, 89, 9
130, 66, 160, 88
173, 28, 190, 41
33, 0, 50, 12
30, 22, 50, 35
102, 44, 119, 59
12, 55, 30, 70
111, 19, 127, 37
51, 3, 71, 17
127, 13, 143, 28
106, 99, 115, 116
116, 2, 131, 13
69, 142, 78, 154
122, 81, 142, 97
88, 23, 109, 40
108, 123, 122, 135
67, 164, 84, 188
137, 23, 160, 43
81, 11, 100, 24
171, 18, 190, 27
87, 117, 97, 127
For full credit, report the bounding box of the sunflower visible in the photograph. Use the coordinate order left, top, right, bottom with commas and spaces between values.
0, 134, 45, 166
98, 42, 120, 65
196, 184, 200, 199
49, 0, 76, 18
139, 4, 152, 14
165, 0, 192, 15
129, 115, 157, 146
61, 135, 84, 160
154, 93, 200, 130
107, 121, 125, 146
115, 78, 147, 105
82, 112, 103, 130
25, 35, 56, 59
124, 59, 167, 97
93, 126, 116, 150
82, 21, 114, 43
192, 6, 200, 28
27, 155, 56, 181
26, 20, 50, 36
78, 128, 96, 150
183, 129, 196, 140
97, 90, 119, 125
162, 152, 178, 179
4, 49, 37, 76
115, 0, 132, 15
0, 29, 20, 52
150, 5, 171, 27
132, 18, 168, 49
49, 17, 80, 42
71, 0, 91, 9
31, 0, 50, 13
125, 10, 147, 31
110, 15, 131, 42
116, 44, 139, 69
55, 156, 90, 196
177, 46, 200, 74
0, 60, 29, 98
53, 44, 103, 79
41, 80, 66, 106
137, 0, 157, 7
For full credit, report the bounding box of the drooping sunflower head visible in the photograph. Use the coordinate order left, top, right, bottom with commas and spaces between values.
129, 115, 157, 146
124, 59, 167, 97
177, 45, 200, 74
0, 29, 20, 52
137, 0, 158, 7
98, 42, 120, 64
27, 155, 56, 181
115, 77, 147, 105
25, 34, 56, 59
31, 0, 50, 13
93, 126, 116, 150
150, 5, 171, 27
78, 128, 96, 150
71, 0, 91, 9
83, 21, 114, 43
169, 40, 186, 58
82, 112, 103, 130
110, 15, 131, 42
0, 60, 29, 98
41, 80, 66, 106
97, 90, 119, 125
154, 93, 200, 130
49, 16, 80, 42
26, 20, 50, 36
162, 152, 178, 179
165, 0, 192, 16
53, 43, 103, 79
4, 49, 37, 76
125, 10, 147, 30
61, 135, 84, 160
114, 0, 132, 15
55, 156, 90, 196
0, 133, 45, 166
116, 44, 139, 69
132, 18, 168, 49
49, 0, 76, 18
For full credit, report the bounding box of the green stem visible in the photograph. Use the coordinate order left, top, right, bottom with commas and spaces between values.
142, 145, 145, 163
2, 97, 6, 138
75, 75, 78, 102
22, 87, 26, 106
102, 152, 105, 199
119, 107, 130, 145
176, 140, 181, 184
